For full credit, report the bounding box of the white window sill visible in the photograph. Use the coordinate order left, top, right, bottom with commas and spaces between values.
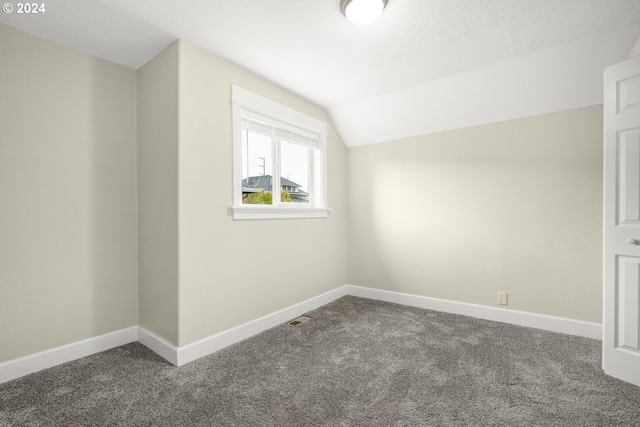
231, 206, 329, 220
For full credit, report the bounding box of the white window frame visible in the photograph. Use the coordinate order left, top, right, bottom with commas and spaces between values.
231, 85, 328, 220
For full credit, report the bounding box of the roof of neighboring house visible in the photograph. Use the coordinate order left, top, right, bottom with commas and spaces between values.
242, 175, 306, 194
243, 175, 274, 192
241, 175, 309, 202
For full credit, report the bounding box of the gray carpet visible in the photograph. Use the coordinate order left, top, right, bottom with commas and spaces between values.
1, 296, 640, 426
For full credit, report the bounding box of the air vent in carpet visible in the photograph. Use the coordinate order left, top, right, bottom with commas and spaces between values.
289, 315, 312, 325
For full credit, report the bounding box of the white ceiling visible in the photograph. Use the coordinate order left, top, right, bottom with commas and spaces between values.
2, 0, 639, 146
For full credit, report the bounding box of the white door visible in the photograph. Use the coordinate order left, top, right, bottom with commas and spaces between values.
604, 55, 640, 387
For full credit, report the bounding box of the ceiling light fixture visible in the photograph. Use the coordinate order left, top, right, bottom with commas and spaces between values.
340, 0, 389, 25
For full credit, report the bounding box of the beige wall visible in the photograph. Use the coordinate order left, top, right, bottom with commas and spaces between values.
0, 24, 138, 362
348, 105, 603, 323
136, 42, 180, 344
176, 41, 349, 346
0, 22, 604, 364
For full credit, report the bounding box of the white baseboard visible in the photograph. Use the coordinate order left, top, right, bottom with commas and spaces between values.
345, 285, 602, 340
0, 327, 138, 385
175, 285, 349, 366
0, 287, 349, 384
1, 284, 602, 384
137, 326, 179, 366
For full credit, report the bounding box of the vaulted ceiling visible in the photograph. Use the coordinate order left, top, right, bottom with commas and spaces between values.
2, 0, 639, 146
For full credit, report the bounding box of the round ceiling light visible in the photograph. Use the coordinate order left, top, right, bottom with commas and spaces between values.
340, 0, 389, 25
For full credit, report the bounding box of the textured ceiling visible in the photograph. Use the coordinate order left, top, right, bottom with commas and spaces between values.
1, 0, 639, 143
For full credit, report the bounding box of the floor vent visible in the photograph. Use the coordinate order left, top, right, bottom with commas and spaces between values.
289, 315, 312, 325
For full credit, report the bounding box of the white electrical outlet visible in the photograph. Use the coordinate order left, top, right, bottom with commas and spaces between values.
498, 292, 508, 306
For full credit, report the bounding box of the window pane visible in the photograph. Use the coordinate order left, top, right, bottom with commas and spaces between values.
280, 139, 309, 203
242, 130, 273, 205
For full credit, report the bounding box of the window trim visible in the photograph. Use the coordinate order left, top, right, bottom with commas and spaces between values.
231, 85, 328, 220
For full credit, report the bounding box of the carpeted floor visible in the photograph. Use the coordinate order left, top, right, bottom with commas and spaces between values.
1, 296, 640, 426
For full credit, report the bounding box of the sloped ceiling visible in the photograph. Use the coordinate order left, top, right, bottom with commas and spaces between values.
1, 0, 639, 146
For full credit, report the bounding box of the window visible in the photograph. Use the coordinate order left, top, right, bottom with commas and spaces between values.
231, 85, 328, 220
